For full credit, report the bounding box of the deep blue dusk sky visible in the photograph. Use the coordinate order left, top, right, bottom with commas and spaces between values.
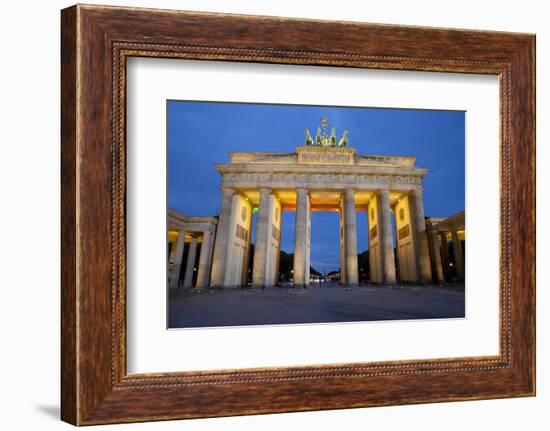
168, 101, 465, 273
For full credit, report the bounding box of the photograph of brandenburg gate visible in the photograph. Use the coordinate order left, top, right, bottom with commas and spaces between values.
168, 120, 465, 293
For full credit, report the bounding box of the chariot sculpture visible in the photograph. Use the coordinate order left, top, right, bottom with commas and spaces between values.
305, 117, 349, 147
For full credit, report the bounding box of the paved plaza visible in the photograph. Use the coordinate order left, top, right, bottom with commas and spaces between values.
168, 282, 465, 329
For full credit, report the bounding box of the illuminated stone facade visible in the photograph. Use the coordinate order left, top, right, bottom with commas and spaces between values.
209, 143, 431, 287
168, 122, 465, 289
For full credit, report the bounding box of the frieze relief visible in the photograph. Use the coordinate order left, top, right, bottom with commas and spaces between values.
298, 152, 354, 165
222, 172, 422, 188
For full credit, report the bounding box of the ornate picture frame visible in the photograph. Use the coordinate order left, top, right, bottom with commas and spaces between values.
61, 4, 535, 425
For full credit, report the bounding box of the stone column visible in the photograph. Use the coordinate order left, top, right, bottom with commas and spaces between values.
168, 241, 177, 263
252, 188, 271, 287
393, 210, 400, 282
379, 190, 396, 284
293, 188, 310, 287
410, 188, 433, 283
183, 236, 198, 288
210, 187, 235, 286
451, 229, 465, 281
339, 212, 346, 284
196, 230, 214, 288
271, 203, 282, 287
343, 189, 359, 285
275, 235, 281, 286
439, 232, 449, 281
169, 230, 186, 289
430, 230, 445, 283
306, 213, 311, 284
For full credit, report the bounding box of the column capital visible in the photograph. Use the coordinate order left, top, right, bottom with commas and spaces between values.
295, 187, 309, 198
343, 188, 355, 198
258, 187, 272, 194
221, 186, 236, 194
410, 186, 424, 196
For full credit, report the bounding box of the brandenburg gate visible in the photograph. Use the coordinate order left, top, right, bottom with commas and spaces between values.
207, 119, 433, 288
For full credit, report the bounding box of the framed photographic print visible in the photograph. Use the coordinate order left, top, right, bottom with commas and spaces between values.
61, 4, 535, 425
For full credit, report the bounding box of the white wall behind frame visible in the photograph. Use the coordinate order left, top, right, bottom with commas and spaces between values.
126, 57, 500, 374
2, 1, 545, 430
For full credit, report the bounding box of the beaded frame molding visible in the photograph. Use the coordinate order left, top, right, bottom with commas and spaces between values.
61, 4, 535, 425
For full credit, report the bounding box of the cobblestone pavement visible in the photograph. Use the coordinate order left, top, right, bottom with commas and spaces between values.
168, 282, 465, 329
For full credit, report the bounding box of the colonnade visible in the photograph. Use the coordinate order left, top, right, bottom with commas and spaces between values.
169, 230, 216, 289
210, 186, 281, 288
368, 187, 431, 285
426, 211, 465, 283
168, 212, 217, 289
207, 185, 433, 288
437, 229, 465, 282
